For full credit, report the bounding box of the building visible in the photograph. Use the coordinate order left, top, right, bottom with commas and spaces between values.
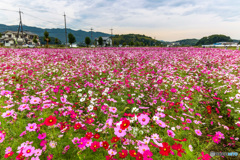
95, 37, 112, 47
202, 42, 238, 48
0, 31, 40, 47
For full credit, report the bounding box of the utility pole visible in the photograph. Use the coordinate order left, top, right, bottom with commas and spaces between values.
16, 9, 24, 46
90, 27, 93, 45
110, 28, 113, 47
64, 12, 67, 48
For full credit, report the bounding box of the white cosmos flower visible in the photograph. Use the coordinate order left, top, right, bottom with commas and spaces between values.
80, 98, 85, 102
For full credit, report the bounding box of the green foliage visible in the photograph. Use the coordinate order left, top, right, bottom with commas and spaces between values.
112, 34, 161, 46
55, 38, 60, 44
44, 31, 50, 42
85, 37, 91, 47
196, 34, 232, 45
98, 37, 103, 46
33, 35, 38, 44
68, 33, 76, 45
175, 39, 199, 46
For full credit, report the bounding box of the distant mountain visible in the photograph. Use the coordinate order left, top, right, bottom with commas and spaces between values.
0, 24, 111, 43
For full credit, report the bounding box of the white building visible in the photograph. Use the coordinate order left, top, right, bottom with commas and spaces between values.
95, 37, 112, 47
0, 31, 40, 47
202, 42, 238, 48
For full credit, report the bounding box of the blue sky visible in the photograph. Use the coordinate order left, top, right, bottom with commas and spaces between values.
1, 0, 240, 41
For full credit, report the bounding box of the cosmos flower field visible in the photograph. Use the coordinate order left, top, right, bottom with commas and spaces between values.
0, 47, 240, 160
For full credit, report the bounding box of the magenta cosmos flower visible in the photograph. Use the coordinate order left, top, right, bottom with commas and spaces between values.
109, 107, 117, 113
195, 129, 202, 136
22, 145, 35, 157
1, 110, 15, 118
114, 126, 127, 138
212, 136, 221, 144
26, 123, 37, 132
38, 133, 46, 140
138, 114, 150, 126
167, 130, 175, 138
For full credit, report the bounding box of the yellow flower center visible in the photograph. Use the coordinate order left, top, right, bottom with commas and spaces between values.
119, 130, 122, 133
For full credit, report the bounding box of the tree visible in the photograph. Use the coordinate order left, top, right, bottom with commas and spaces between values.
55, 38, 60, 45
44, 31, 50, 48
68, 33, 76, 47
85, 37, 91, 47
98, 37, 103, 47
196, 34, 232, 46
33, 35, 38, 45
0, 32, 2, 38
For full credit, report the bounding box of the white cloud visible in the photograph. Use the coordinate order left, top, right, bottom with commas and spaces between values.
0, 0, 240, 41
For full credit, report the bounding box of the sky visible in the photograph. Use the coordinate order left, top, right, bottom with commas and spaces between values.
1, 0, 240, 41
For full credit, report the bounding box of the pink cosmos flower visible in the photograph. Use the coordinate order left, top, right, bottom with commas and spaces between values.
38, 133, 46, 140
22, 145, 35, 157
197, 152, 211, 160
167, 130, 175, 138
156, 120, 166, 128
215, 131, 225, 139
5, 146, 12, 154
30, 97, 41, 104
85, 139, 93, 147
1, 110, 15, 118
186, 119, 192, 123
170, 88, 177, 93
34, 148, 42, 157
72, 137, 80, 145
138, 114, 150, 126
212, 136, 221, 144
138, 145, 150, 154
60, 97, 67, 103
108, 149, 117, 156
101, 105, 107, 111
114, 126, 127, 137
20, 131, 27, 137
195, 129, 202, 136
26, 123, 37, 132
18, 104, 30, 111
109, 107, 117, 113
31, 157, 40, 160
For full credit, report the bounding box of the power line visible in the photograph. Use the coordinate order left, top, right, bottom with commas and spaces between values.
0, 8, 18, 13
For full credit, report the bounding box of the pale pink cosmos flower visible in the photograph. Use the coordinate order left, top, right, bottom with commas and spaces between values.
30, 97, 41, 104
138, 144, 150, 154
18, 104, 30, 111
1, 109, 15, 118
85, 139, 93, 147
167, 130, 175, 138
72, 137, 80, 145
195, 129, 202, 136
31, 157, 40, 160
108, 149, 117, 156
156, 120, 166, 128
22, 145, 35, 157
26, 123, 37, 132
5, 146, 12, 154
151, 133, 159, 140
38, 133, 46, 140
60, 97, 67, 103
34, 148, 42, 157
49, 141, 57, 148
114, 126, 126, 137
109, 107, 117, 113
138, 114, 150, 126
215, 131, 225, 139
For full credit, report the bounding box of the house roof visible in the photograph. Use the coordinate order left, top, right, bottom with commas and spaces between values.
95, 37, 111, 40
